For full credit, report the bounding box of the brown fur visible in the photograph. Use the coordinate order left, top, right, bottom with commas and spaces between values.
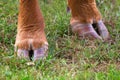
68, 0, 102, 24
15, 0, 47, 50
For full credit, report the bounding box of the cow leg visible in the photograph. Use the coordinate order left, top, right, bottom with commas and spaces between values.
15, 0, 48, 61
68, 0, 110, 40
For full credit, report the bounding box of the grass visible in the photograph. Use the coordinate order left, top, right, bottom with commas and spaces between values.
0, 0, 120, 80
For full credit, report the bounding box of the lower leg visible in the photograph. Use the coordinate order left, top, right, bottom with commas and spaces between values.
68, 0, 110, 40
15, 0, 48, 61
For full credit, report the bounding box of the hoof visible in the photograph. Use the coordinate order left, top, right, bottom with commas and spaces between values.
33, 44, 48, 61
17, 49, 29, 60
71, 23, 102, 40
16, 43, 48, 61
93, 20, 110, 41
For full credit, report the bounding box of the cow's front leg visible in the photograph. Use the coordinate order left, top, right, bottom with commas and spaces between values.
15, 0, 48, 61
68, 0, 110, 40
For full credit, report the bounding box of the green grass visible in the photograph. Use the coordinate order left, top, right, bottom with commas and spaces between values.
0, 0, 120, 80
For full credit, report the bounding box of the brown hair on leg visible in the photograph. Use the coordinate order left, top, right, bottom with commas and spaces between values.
15, 0, 48, 61
67, 0, 110, 40
67, 0, 101, 40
